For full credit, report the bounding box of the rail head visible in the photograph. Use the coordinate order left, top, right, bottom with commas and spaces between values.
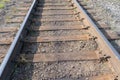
0, 0, 36, 79
72, 0, 120, 79
72, 0, 120, 60
0, 0, 120, 79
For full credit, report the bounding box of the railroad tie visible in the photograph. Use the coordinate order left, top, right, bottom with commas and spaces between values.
20, 3, 31, 7
97, 23, 111, 29
17, 7, 29, 11
29, 25, 88, 31
13, 12, 26, 16
101, 30, 120, 40
0, 27, 18, 33
92, 16, 102, 21
86, 10, 96, 14
79, 2, 87, 6
34, 12, 74, 16
37, 4, 70, 6
87, 74, 114, 80
24, 34, 92, 43
36, 7, 74, 10
0, 38, 13, 45
32, 18, 79, 22
18, 51, 99, 62
49, 74, 114, 80
0, 54, 5, 63
1, 0, 119, 80
6, 17, 24, 23
83, 6, 93, 10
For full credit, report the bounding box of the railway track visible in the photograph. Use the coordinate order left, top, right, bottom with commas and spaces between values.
0, 0, 32, 64
77, 0, 120, 53
0, 0, 120, 80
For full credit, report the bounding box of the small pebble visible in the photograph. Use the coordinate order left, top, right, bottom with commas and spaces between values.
41, 48, 46, 53
69, 49, 73, 52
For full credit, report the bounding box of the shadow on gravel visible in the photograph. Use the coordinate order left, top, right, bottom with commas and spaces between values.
112, 42, 120, 53
9, 0, 45, 80
22, 0, 45, 80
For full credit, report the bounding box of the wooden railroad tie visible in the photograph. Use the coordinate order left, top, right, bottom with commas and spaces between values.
6, 17, 24, 23
29, 25, 88, 31
13, 12, 26, 16
24, 34, 93, 43
86, 10, 96, 14
36, 7, 74, 10
34, 12, 74, 16
0, 54, 5, 63
17, 7, 29, 11
79, 2, 87, 6
37, 4, 69, 6
83, 6, 93, 10
18, 51, 99, 62
57, 74, 114, 80
0, 27, 18, 33
0, 38, 13, 45
101, 30, 120, 40
32, 18, 79, 22
20, 3, 31, 7
97, 23, 111, 29
86, 74, 114, 80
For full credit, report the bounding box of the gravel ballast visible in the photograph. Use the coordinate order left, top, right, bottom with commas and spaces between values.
80, 0, 120, 53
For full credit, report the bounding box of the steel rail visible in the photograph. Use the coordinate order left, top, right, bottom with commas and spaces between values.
0, 0, 36, 79
72, 0, 120, 79
0, 0, 120, 79
73, 0, 120, 60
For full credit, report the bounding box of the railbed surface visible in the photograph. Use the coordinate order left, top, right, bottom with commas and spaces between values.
0, 0, 120, 80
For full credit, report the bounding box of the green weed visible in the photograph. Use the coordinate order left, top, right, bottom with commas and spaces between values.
0, 0, 10, 9
1, 0, 10, 2
0, 3, 4, 9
